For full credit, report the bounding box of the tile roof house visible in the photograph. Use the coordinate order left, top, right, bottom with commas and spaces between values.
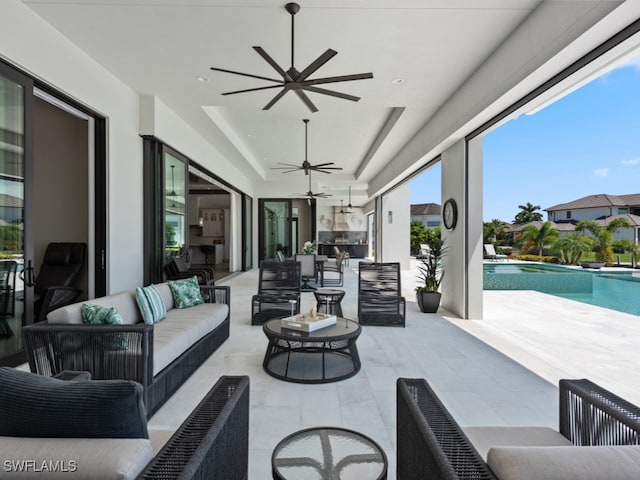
545, 194, 640, 243
410, 203, 441, 228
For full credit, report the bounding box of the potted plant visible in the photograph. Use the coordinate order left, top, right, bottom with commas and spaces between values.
415, 235, 445, 313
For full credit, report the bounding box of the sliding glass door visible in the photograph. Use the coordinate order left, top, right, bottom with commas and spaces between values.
0, 64, 33, 364
259, 199, 292, 261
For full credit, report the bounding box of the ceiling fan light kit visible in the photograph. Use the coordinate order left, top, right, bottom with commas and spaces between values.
210, 2, 373, 112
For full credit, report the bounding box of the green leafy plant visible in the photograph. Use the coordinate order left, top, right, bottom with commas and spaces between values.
415, 236, 446, 293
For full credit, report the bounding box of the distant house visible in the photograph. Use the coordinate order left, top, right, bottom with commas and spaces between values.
411, 203, 441, 227
545, 193, 640, 243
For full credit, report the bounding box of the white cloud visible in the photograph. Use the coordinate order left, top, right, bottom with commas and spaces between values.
594, 168, 609, 177
621, 158, 640, 166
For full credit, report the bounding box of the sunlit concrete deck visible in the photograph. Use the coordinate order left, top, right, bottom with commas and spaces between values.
150, 258, 603, 479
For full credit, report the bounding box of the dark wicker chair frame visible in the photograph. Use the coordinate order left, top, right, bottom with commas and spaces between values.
358, 262, 406, 327
22, 285, 230, 418
138, 375, 249, 480
251, 260, 301, 325
320, 252, 345, 287
396, 377, 640, 480
163, 257, 215, 285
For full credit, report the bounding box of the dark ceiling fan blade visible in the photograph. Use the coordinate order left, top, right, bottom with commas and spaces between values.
263, 88, 289, 110
302, 72, 374, 86
294, 89, 318, 113
297, 49, 337, 81
303, 85, 360, 102
222, 84, 284, 96
253, 46, 293, 81
272, 163, 303, 170
209, 66, 282, 84
309, 162, 336, 168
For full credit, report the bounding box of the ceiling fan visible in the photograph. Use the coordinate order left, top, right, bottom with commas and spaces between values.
209, 2, 373, 113
272, 119, 342, 175
290, 171, 331, 202
339, 199, 352, 214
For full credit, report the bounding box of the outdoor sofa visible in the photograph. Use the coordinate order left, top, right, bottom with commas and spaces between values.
0, 367, 249, 480
22, 280, 230, 417
397, 377, 640, 480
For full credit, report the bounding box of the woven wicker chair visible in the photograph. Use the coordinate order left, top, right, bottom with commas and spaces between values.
163, 257, 215, 285
396, 377, 640, 480
139, 375, 249, 480
251, 260, 301, 325
320, 251, 345, 287
358, 262, 406, 327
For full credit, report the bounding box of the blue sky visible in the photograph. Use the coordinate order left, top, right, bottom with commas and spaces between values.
411, 55, 640, 223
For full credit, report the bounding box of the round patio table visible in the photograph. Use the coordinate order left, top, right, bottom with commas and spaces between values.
262, 317, 361, 383
272, 426, 387, 480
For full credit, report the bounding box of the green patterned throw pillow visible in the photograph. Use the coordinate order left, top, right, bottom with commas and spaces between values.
81, 303, 128, 350
168, 276, 204, 309
135, 284, 167, 324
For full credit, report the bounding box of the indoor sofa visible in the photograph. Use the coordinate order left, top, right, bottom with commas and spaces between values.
22, 281, 230, 417
0, 367, 249, 480
396, 377, 640, 480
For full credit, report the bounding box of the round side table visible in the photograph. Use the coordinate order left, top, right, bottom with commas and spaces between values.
314, 289, 345, 317
272, 426, 387, 480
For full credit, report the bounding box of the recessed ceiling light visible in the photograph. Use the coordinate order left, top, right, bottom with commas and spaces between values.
196, 76, 209, 82
391, 78, 404, 84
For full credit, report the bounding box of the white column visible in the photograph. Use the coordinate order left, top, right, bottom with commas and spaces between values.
440, 138, 483, 319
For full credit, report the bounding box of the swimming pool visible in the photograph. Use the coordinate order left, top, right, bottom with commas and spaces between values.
484, 263, 640, 316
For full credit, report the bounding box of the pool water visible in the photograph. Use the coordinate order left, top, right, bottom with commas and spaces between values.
484, 263, 640, 316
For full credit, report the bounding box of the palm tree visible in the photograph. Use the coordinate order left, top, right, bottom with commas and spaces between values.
520, 221, 559, 256
575, 218, 631, 264
513, 202, 543, 225
554, 233, 593, 265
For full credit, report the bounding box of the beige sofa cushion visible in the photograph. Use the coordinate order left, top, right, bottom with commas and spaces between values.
47, 290, 142, 325
0, 437, 152, 480
488, 445, 640, 480
152, 302, 229, 375
464, 426, 572, 460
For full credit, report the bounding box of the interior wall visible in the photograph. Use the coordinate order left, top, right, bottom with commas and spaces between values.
33, 97, 89, 299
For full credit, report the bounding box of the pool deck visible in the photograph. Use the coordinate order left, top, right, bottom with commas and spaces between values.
453, 262, 640, 406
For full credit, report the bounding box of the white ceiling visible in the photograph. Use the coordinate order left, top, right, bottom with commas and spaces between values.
20, 0, 639, 206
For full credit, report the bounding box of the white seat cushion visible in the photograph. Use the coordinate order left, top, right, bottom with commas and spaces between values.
488, 445, 640, 480
152, 303, 229, 375
464, 426, 572, 460
0, 437, 152, 480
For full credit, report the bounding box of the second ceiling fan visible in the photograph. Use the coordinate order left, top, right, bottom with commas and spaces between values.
210, 3, 373, 113
272, 119, 342, 175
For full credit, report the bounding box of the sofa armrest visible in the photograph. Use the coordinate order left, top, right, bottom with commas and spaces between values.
200, 285, 230, 306
559, 379, 640, 446
396, 378, 497, 480
137, 375, 249, 480
22, 321, 154, 390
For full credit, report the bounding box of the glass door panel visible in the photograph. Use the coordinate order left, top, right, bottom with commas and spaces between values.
243, 195, 253, 270
261, 200, 291, 261
0, 69, 31, 363
164, 152, 186, 263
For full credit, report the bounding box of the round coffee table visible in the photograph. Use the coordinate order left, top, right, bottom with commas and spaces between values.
272, 427, 388, 480
262, 317, 361, 383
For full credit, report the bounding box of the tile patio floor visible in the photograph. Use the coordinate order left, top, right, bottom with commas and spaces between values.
150, 258, 629, 479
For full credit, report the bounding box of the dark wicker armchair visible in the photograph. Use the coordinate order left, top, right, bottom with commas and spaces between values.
163, 257, 215, 285
396, 377, 640, 480
320, 251, 345, 287
358, 262, 406, 327
138, 375, 249, 480
251, 260, 301, 325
